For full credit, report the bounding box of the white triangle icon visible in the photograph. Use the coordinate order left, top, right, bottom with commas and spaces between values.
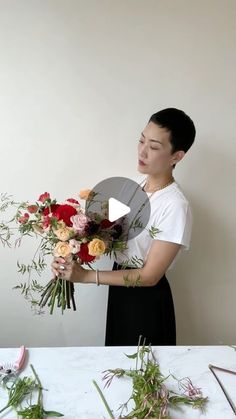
108, 197, 130, 222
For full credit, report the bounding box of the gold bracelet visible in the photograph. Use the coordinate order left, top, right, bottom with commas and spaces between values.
96, 269, 100, 286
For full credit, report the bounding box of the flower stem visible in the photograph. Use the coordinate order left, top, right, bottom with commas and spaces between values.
92, 380, 115, 419
71, 283, 76, 311
30, 364, 43, 405
49, 278, 60, 315
39, 280, 55, 307
66, 280, 71, 309
62, 279, 67, 314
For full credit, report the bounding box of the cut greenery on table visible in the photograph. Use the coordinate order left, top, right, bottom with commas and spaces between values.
0, 364, 63, 418
94, 339, 208, 418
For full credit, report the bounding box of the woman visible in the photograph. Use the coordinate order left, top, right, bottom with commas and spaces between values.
52, 107, 196, 346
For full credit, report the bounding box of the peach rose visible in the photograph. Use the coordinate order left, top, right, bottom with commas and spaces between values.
79, 189, 94, 200
88, 238, 106, 256
54, 226, 74, 241
53, 241, 72, 258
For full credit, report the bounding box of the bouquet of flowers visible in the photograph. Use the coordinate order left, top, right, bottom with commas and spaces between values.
7, 189, 127, 314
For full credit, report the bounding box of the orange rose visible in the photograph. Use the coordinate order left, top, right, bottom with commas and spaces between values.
79, 189, 94, 200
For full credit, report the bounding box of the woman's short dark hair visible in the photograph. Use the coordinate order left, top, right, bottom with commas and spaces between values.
149, 108, 196, 153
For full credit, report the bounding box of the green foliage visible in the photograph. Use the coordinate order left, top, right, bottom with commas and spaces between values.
0, 193, 18, 213
17, 256, 47, 276
129, 217, 143, 232
0, 193, 19, 247
105, 240, 128, 260
17, 405, 63, 418
96, 340, 208, 418
14, 279, 45, 301
0, 364, 63, 418
123, 274, 141, 288
119, 256, 144, 269
0, 222, 12, 247
0, 377, 36, 414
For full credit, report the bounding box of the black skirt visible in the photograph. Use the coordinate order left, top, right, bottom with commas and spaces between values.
105, 262, 176, 346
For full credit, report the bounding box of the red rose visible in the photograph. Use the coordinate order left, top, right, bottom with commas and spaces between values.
42, 204, 60, 216
53, 204, 77, 227
76, 243, 96, 263
27, 205, 38, 213
100, 219, 115, 229
38, 192, 50, 203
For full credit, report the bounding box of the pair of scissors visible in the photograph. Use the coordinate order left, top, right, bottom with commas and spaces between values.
0, 345, 26, 385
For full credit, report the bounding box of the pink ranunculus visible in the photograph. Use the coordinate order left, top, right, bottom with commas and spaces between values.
70, 213, 89, 234
27, 205, 38, 213
18, 213, 30, 224
38, 192, 50, 203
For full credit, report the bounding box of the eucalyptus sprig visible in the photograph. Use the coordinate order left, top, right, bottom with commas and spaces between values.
94, 339, 208, 418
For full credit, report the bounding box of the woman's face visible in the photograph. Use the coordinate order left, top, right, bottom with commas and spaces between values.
137, 121, 180, 176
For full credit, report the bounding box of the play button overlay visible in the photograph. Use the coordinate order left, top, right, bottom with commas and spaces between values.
108, 197, 130, 222
85, 177, 151, 241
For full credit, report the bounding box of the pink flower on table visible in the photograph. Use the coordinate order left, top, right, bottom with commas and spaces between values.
179, 377, 202, 399
38, 192, 50, 203
70, 213, 89, 234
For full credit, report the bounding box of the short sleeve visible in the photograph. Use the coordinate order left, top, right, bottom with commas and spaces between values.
153, 199, 193, 250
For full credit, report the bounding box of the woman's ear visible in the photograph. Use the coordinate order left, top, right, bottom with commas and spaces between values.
172, 150, 185, 166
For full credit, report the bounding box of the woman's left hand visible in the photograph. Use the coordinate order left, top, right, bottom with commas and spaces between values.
51, 257, 88, 283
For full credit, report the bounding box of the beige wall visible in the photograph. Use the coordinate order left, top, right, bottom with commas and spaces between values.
0, 0, 235, 347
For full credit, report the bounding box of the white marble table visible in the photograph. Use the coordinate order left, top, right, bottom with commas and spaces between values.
0, 346, 235, 418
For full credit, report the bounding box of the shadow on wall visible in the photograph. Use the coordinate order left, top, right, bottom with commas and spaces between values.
169, 144, 235, 345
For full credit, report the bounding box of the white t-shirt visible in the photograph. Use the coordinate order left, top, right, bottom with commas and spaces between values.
115, 176, 193, 271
